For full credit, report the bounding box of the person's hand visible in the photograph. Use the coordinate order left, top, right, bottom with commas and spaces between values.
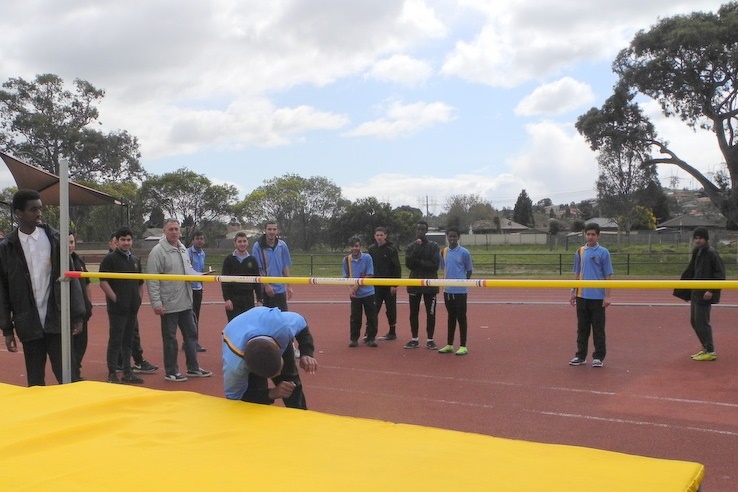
263, 284, 275, 297
287, 286, 294, 300
703, 291, 713, 301
569, 293, 576, 306
269, 381, 296, 400
5, 335, 17, 352
154, 305, 166, 316
602, 296, 612, 308
299, 355, 318, 374
224, 300, 233, 311
72, 322, 83, 336
390, 286, 397, 295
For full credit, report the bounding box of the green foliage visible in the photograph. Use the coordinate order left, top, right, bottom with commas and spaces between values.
442, 194, 495, 232
0, 73, 143, 182
628, 205, 657, 231
140, 168, 238, 242
577, 3, 738, 228
512, 189, 534, 227
236, 174, 343, 251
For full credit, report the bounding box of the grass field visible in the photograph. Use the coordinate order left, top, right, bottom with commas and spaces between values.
200, 242, 738, 278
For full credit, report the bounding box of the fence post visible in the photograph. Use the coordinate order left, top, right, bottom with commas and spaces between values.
310, 255, 314, 276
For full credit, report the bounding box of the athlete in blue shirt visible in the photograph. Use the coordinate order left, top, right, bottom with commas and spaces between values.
252, 220, 293, 311
343, 237, 378, 347
569, 223, 614, 368
222, 307, 317, 408
438, 228, 473, 356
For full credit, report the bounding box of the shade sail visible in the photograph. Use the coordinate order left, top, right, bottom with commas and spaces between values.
0, 151, 123, 206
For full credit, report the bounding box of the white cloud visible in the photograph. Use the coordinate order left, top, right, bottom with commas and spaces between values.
367, 55, 434, 86
515, 77, 595, 116
103, 98, 349, 159
343, 100, 457, 139
506, 120, 598, 204
442, 1, 725, 87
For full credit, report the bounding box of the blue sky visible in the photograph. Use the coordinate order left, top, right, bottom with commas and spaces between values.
0, 1, 727, 212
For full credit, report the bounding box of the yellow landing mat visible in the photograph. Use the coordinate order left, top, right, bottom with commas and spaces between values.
0, 382, 703, 491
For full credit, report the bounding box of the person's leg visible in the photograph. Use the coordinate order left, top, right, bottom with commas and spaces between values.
423, 292, 437, 340
575, 297, 592, 360
191, 289, 205, 351
590, 301, 607, 361
386, 289, 397, 333
107, 313, 126, 375
364, 295, 378, 341
120, 314, 136, 373
272, 343, 307, 409
408, 293, 421, 338
22, 338, 48, 386
349, 298, 362, 342
160, 313, 180, 376
45, 333, 64, 384
180, 310, 201, 372
130, 318, 144, 365
691, 302, 714, 352
444, 293, 457, 346
457, 294, 468, 347
73, 320, 88, 381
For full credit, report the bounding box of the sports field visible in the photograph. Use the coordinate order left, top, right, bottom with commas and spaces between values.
1, 284, 736, 490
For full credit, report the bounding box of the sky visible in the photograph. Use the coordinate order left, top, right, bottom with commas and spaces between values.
0, 0, 729, 213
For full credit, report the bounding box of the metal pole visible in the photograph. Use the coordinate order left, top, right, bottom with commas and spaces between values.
60, 158, 71, 383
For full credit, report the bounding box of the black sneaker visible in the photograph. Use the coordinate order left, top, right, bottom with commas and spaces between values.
569, 357, 587, 366
164, 373, 188, 382
196, 345, 207, 352
426, 340, 438, 350
121, 373, 144, 384
404, 340, 419, 349
378, 333, 397, 341
186, 368, 213, 378
366, 339, 378, 347
107, 373, 121, 384
348, 340, 359, 348
132, 360, 158, 374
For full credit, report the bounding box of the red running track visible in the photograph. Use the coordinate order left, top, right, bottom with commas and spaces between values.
1, 285, 737, 490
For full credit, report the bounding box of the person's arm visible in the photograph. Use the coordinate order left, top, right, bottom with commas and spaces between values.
145, 248, 164, 314
0, 250, 17, 352
100, 280, 117, 303
295, 326, 318, 375
603, 274, 613, 307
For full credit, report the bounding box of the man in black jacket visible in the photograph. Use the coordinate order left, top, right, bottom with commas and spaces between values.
404, 220, 440, 350
368, 227, 402, 341
222, 231, 262, 321
99, 226, 145, 384
0, 189, 85, 386
681, 227, 725, 361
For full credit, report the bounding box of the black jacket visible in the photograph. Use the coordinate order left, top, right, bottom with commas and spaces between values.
405, 237, 440, 294
368, 241, 402, 280
221, 253, 262, 303
673, 244, 725, 304
0, 224, 85, 342
99, 248, 143, 314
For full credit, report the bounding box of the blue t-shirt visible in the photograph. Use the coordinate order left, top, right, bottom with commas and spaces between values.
343, 252, 375, 298
440, 245, 473, 294
573, 244, 614, 300
222, 307, 307, 400
252, 239, 293, 295
188, 246, 205, 290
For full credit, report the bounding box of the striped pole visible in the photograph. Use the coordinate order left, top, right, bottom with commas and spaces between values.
65, 271, 736, 290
